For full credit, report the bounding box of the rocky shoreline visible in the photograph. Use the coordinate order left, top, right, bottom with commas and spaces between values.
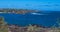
8, 24, 60, 32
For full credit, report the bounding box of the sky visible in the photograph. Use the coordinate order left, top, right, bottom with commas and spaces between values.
0, 0, 60, 11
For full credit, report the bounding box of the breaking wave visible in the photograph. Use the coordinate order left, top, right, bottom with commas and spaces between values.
31, 13, 46, 15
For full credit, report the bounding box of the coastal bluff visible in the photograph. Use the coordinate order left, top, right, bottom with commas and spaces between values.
0, 9, 39, 14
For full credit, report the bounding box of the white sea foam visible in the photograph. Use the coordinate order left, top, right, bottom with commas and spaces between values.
31, 13, 46, 15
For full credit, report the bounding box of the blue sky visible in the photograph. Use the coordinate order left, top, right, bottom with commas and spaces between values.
0, 0, 60, 11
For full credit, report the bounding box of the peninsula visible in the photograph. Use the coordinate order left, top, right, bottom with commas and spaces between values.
0, 8, 39, 14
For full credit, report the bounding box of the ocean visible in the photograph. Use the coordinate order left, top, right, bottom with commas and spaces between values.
0, 11, 60, 27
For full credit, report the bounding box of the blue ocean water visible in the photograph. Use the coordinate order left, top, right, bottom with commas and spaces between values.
0, 11, 60, 27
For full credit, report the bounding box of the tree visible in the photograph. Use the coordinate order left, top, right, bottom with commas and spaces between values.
56, 18, 60, 32
0, 17, 8, 32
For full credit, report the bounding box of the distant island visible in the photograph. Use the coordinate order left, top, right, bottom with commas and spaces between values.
0, 8, 39, 14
